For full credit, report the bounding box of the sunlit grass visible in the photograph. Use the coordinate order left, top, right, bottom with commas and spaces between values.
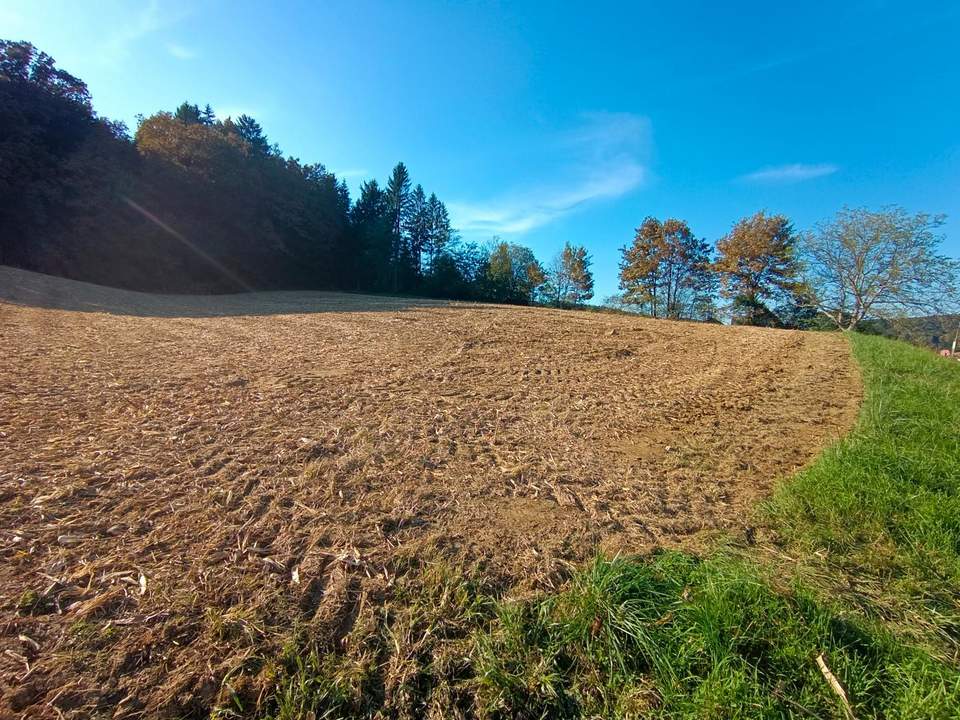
766, 334, 960, 660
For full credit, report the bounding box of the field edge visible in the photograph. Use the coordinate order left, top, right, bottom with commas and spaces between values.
242, 333, 959, 720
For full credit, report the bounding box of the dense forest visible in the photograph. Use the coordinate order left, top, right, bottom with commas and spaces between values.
0, 40, 592, 304
2, 40, 955, 332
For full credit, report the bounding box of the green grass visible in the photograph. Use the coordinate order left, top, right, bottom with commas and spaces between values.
244, 333, 960, 719
766, 334, 960, 660
472, 554, 957, 719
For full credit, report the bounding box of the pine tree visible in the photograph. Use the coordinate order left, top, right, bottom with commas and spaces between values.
199, 104, 216, 125
174, 101, 201, 124
384, 162, 411, 290
234, 114, 270, 154
406, 184, 429, 277
350, 180, 392, 290
426, 193, 452, 272
335, 179, 351, 217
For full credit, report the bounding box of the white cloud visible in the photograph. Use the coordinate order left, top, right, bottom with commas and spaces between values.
449, 164, 645, 234
559, 111, 650, 160
741, 163, 838, 183
166, 42, 196, 60
99, 0, 191, 64
449, 113, 650, 236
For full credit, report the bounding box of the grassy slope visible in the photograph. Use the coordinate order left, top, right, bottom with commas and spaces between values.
766, 334, 960, 661
244, 334, 960, 720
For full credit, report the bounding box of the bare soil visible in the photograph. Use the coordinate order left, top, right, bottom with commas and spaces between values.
0, 267, 861, 718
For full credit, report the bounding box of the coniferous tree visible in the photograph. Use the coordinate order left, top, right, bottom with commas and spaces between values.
233, 114, 270, 154
174, 101, 202, 124
384, 162, 412, 290
350, 179, 392, 290
426, 193, 452, 273
199, 104, 216, 125
406, 184, 430, 278
0, 40, 569, 305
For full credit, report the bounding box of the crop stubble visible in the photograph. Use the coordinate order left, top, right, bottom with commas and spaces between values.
0, 269, 860, 716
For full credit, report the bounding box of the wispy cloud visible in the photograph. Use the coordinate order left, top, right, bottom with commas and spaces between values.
166, 42, 196, 60
449, 166, 645, 234
100, 0, 162, 63
100, 0, 191, 65
741, 163, 838, 183
449, 112, 650, 236
731, 6, 960, 80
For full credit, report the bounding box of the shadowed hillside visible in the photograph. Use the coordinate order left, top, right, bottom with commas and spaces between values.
0, 266, 444, 317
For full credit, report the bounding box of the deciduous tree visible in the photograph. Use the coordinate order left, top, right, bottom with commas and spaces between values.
802, 206, 959, 330
485, 240, 545, 305
546, 242, 594, 306
619, 217, 713, 318
714, 211, 801, 326
0, 40, 563, 306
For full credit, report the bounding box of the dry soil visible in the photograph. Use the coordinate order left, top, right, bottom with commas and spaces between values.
0, 267, 861, 717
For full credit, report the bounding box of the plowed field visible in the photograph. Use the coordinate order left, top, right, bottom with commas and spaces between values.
0, 267, 860, 717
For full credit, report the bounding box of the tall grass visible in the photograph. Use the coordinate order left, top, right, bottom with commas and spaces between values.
250, 335, 960, 719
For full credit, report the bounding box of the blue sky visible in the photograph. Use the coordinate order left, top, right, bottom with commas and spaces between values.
4, 0, 959, 300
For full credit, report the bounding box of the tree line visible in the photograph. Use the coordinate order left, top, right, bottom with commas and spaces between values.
2, 40, 954, 327
614, 207, 958, 331
0, 39, 595, 305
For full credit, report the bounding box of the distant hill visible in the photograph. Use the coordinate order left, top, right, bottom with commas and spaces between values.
861, 314, 960, 351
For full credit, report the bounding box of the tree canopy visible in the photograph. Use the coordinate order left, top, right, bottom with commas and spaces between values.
714, 211, 802, 326
802, 207, 959, 330
545, 242, 594, 307
619, 217, 714, 320
484, 240, 546, 305
0, 40, 546, 304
